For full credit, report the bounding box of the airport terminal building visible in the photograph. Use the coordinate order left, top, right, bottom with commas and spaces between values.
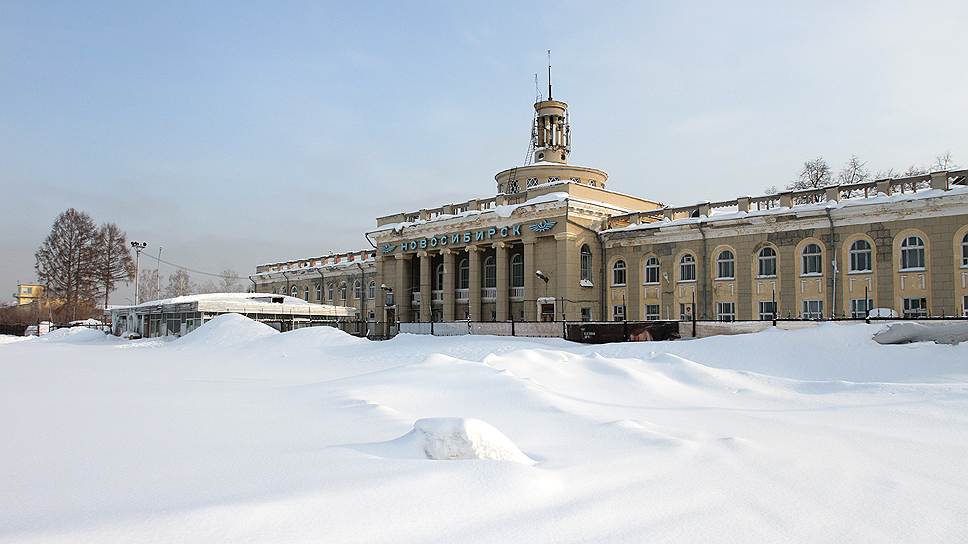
254, 92, 968, 335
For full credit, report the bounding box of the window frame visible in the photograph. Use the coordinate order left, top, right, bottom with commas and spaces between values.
483, 256, 496, 288
644, 304, 660, 321
611, 304, 626, 321
458, 258, 470, 290
612, 260, 627, 286
580, 245, 593, 282
758, 301, 776, 321
802, 299, 824, 320
961, 233, 968, 268
510, 253, 524, 288
757, 247, 777, 278
899, 235, 926, 271
801, 243, 823, 276
848, 239, 873, 273
679, 254, 696, 283
643, 256, 660, 285
716, 250, 735, 280
716, 301, 736, 322
902, 297, 928, 318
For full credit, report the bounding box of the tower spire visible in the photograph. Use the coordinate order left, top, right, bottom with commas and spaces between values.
547, 50, 552, 100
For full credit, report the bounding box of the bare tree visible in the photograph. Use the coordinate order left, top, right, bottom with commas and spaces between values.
94, 223, 136, 309
875, 168, 897, 180
788, 157, 833, 191
837, 155, 870, 185
196, 280, 219, 294
34, 209, 99, 320
904, 164, 927, 177
933, 151, 955, 171
218, 269, 243, 292
164, 269, 196, 298
138, 269, 161, 302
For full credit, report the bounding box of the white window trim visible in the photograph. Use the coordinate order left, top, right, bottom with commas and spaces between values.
800, 272, 823, 278
756, 274, 778, 279
847, 270, 872, 275
899, 267, 926, 273
677, 279, 697, 284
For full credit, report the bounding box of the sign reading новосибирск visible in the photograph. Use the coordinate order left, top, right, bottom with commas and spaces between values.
380, 220, 558, 255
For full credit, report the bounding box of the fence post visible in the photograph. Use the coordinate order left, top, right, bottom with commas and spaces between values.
511, 318, 515, 337
430, 319, 434, 336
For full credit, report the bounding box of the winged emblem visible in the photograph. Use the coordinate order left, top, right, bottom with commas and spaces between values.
529, 219, 557, 233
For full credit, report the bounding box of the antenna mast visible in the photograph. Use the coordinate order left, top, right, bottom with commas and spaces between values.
547, 50, 552, 100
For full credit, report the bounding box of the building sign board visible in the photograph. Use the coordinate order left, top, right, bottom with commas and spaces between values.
383, 220, 557, 254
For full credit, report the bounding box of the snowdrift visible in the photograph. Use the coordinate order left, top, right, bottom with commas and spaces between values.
35, 327, 116, 344
173, 313, 278, 349
359, 418, 536, 464
873, 322, 968, 345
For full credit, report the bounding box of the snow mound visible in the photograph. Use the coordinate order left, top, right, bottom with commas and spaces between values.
37, 327, 114, 343
0, 334, 29, 345
363, 418, 535, 464
270, 324, 365, 349
174, 313, 278, 348
873, 322, 968, 345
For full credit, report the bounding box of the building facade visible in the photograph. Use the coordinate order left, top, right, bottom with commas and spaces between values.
252, 249, 379, 321
13, 283, 45, 305
254, 92, 968, 335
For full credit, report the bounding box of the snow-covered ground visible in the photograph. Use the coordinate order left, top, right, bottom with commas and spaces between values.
2, 317, 967, 543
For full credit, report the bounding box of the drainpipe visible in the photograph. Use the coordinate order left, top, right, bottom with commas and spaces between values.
281, 271, 291, 296
247, 275, 258, 293
317, 269, 326, 304
825, 207, 838, 318
357, 262, 366, 326
697, 221, 709, 319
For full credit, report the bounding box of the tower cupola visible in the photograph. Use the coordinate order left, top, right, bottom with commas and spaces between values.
532, 99, 570, 164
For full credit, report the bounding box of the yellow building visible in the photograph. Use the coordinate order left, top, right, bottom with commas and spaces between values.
254, 86, 968, 335
14, 283, 45, 305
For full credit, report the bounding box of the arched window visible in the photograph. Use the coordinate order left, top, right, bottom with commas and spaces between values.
458, 258, 470, 289
327, 283, 335, 301
758, 247, 777, 277
315, 283, 321, 301
279, 286, 286, 295
612, 260, 627, 286
483, 256, 496, 288
716, 250, 735, 279
339, 281, 347, 301
290, 285, 298, 298
303, 286, 310, 301
580, 244, 592, 282
510, 254, 524, 287
849, 240, 873, 272
368, 281, 376, 299
434, 263, 444, 291
961, 233, 968, 267
679, 254, 696, 282
900, 236, 926, 270
801, 243, 823, 275
353, 279, 362, 299
643, 256, 660, 284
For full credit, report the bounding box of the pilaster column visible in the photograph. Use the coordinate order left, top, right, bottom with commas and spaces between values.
442, 249, 456, 321
555, 232, 577, 321
419, 251, 432, 322
375, 256, 386, 334
626, 248, 640, 320
395, 253, 411, 322
495, 242, 509, 320
468, 245, 482, 321
523, 240, 536, 321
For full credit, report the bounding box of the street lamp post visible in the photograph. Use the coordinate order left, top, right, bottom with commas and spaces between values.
156, 246, 164, 297
130, 241, 148, 304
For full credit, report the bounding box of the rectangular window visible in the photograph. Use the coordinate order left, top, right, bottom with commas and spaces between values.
802, 300, 824, 320
850, 298, 874, 319
850, 251, 872, 273
903, 297, 928, 318
963, 296, 968, 317
644, 264, 660, 284
717, 260, 734, 279
645, 304, 660, 321
716, 302, 736, 322
612, 266, 626, 286
679, 303, 693, 321
758, 301, 776, 321
580, 307, 592, 322
612, 305, 625, 321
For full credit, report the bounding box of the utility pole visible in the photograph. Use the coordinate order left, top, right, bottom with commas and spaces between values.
156, 246, 164, 297
130, 241, 148, 304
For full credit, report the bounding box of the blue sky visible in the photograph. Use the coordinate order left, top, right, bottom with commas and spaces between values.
2, 1, 966, 303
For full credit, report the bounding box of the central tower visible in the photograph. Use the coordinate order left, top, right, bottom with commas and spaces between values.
532, 99, 571, 164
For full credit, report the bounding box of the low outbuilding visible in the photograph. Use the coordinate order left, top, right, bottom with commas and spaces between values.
109, 293, 359, 338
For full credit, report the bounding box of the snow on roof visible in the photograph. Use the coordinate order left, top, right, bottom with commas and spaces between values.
605, 185, 968, 234
119, 292, 311, 310
370, 191, 637, 234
